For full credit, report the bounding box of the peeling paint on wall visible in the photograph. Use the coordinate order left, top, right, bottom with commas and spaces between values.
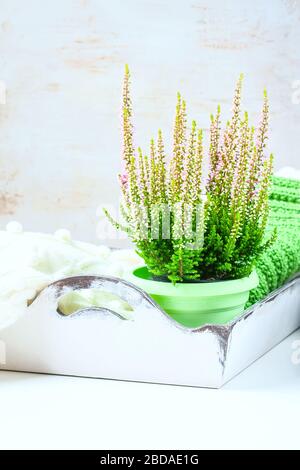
46, 83, 61, 92
0, 0, 299, 245
64, 56, 119, 74
0, 192, 22, 215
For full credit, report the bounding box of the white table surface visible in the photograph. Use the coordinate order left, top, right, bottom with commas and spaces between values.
0, 329, 299, 450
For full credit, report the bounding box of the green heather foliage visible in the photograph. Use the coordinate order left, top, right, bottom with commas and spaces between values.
105, 66, 275, 282
247, 176, 300, 307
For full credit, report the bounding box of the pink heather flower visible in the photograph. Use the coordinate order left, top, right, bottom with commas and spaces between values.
120, 173, 128, 185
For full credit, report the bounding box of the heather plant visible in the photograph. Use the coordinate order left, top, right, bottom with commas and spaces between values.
105, 66, 275, 282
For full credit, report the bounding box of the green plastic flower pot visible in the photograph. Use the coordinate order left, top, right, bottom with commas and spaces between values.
126, 266, 259, 328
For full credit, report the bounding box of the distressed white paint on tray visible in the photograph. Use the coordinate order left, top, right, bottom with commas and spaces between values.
0, 0, 299, 244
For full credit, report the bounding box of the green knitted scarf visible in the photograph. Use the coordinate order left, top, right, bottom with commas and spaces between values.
247, 176, 300, 307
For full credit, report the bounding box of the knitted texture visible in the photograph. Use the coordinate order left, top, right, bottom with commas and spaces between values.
247, 176, 300, 307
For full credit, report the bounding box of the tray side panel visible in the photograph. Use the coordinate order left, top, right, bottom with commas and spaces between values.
0, 278, 225, 388
223, 277, 300, 384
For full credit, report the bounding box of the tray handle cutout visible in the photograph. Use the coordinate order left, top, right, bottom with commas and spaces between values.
57, 288, 134, 320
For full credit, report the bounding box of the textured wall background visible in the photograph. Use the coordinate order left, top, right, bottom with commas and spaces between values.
0, 0, 299, 244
